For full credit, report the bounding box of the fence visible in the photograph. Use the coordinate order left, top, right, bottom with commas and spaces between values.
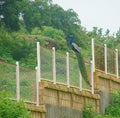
36, 42, 94, 95
0, 41, 95, 105
0, 61, 16, 98
0, 38, 119, 106
1, 38, 120, 118
0, 61, 36, 103
92, 39, 120, 77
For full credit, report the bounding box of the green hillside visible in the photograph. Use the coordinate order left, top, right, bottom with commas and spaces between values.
0, 0, 120, 66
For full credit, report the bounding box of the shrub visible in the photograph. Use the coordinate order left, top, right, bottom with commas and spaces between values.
0, 91, 32, 118
83, 103, 95, 118
105, 90, 120, 117
41, 26, 67, 50
31, 27, 41, 35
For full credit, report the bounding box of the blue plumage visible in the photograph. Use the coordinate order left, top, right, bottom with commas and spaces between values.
69, 35, 91, 86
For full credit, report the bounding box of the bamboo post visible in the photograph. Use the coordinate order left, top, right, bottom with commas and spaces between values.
91, 38, 95, 72
16, 61, 20, 101
52, 47, 56, 84
79, 71, 82, 91
91, 60, 94, 94
37, 42, 41, 82
35, 67, 39, 106
66, 52, 70, 88
104, 44, 107, 74
115, 49, 119, 78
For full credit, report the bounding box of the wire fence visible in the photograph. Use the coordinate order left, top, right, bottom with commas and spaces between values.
19, 66, 36, 102
0, 61, 16, 98
94, 40, 120, 76
40, 46, 91, 89
41, 47, 53, 80
0, 61, 36, 103
119, 51, 120, 76
94, 43, 104, 71
0, 46, 92, 104
107, 48, 116, 74
56, 52, 66, 83
0, 39, 120, 107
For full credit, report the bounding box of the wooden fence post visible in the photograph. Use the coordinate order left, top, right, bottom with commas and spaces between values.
79, 71, 82, 91
104, 44, 107, 74
91, 60, 94, 94
91, 38, 95, 72
37, 42, 41, 82
16, 61, 20, 101
115, 49, 119, 78
35, 67, 39, 106
66, 52, 70, 88
52, 47, 56, 84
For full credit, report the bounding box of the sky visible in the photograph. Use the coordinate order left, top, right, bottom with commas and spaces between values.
52, 0, 120, 34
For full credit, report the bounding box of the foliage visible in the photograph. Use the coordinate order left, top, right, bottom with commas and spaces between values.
41, 26, 67, 50
1, 0, 120, 51
2, 0, 81, 40
83, 90, 120, 118
1, 0, 22, 31
83, 103, 96, 118
31, 27, 41, 35
0, 31, 37, 67
0, 91, 32, 118
105, 90, 120, 117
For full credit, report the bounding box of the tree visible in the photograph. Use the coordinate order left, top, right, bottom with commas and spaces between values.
23, 0, 52, 31
50, 5, 81, 37
116, 27, 120, 41
98, 28, 103, 37
1, 0, 22, 31
50, 5, 83, 47
104, 29, 110, 37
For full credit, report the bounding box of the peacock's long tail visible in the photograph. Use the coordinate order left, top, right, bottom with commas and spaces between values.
75, 52, 91, 86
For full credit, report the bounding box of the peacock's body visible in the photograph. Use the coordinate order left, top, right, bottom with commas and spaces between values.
69, 35, 91, 86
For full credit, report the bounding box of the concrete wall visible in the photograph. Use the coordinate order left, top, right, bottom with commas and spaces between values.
28, 70, 120, 117
40, 81, 100, 113
46, 104, 82, 118
25, 102, 83, 118
25, 103, 46, 118
94, 70, 120, 92
94, 70, 120, 114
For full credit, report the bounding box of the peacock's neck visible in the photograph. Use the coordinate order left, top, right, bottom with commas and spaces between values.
70, 37, 73, 46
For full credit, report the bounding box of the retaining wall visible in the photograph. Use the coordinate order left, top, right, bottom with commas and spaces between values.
25, 103, 46, 118
40, 81, 100, 113
28, 70, 120, 117
94, 70, 120, 114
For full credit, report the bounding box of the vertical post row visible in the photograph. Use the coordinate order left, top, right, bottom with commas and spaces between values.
35, 67, 39, 106
104, 44, 107, 74
115, 49, 119, 78
52, 47, 56, 84
91, 61, 94, 94
79, 71, 82, 91
37, 42, 41, 82
66, 52, 70, 88
91, 38, 95, 72
16, 61, 20, 101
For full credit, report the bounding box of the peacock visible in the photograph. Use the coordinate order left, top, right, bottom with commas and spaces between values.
69, 35, 91, 86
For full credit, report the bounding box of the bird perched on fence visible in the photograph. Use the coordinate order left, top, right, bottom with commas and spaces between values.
69, 35, 91, 86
